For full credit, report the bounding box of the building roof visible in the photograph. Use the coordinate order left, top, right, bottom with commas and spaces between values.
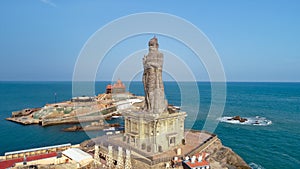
72, 96, 94, 100
184, 160, 209, 168
115, 99, 132, 105
183, 152, 210, 168
5, 143, 71, 156
0, 152, 57, 169
128, 98, 143, 103
106, 84, 112, 89
62, 148, 92, 163
113, 79, 125, 88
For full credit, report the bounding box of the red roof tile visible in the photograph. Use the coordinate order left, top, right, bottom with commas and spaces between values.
0, 152, 57, 169
184, 160, 209, 168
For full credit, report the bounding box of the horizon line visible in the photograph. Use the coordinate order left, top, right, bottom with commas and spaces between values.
1, 80, 300, 83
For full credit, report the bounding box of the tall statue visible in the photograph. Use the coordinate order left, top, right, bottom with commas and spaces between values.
143, 37, 167, 114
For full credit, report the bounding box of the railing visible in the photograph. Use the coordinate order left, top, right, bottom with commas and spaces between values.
150, 156, 175, 166
98, 135, 154, 165
97, 131, 218, 166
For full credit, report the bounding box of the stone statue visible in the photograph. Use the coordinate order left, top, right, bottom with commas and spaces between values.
143, 37, 167, 114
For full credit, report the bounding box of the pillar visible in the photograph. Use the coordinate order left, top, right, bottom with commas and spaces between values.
94, 145, 101, 165
116, 147, 124, 169
125, 149, 132, 169
106, 146, 113, 169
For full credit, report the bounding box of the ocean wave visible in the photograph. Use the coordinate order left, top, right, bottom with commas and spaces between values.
249, 162, 265, 169
218, 116, 272, 126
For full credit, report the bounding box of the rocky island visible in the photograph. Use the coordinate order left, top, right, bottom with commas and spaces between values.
6, 80, 143, 130
229, 116, 248, 123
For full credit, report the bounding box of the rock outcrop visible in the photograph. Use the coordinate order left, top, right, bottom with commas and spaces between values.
230, 116, 248, 123
205, 138, 251, 169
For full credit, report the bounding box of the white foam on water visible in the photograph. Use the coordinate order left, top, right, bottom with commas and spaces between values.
249, 162, 265, 169
218, 116, 272, 126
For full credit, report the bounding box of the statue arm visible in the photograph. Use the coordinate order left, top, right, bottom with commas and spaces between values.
144, 54, 163, 69
148, 54, 163, 68
143, 56, 146, 66
148, 62, 161, 68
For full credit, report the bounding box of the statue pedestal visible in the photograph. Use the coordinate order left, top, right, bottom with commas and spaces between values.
123, 110, 186, 153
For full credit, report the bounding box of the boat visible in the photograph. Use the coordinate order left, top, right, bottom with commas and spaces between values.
111, 113, 122, 119
111, 115, 122, 119
103, 127, 115, 131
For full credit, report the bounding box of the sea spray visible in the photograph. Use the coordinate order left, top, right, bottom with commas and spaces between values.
249, 162, 265, 169
218, 116, 272, 126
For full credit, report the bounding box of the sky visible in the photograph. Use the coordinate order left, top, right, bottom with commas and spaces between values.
0, 0, 300, 82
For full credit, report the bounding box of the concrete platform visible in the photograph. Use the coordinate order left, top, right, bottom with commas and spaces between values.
92, 130, 217, 168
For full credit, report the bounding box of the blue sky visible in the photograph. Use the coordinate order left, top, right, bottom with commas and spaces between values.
0, 0, 299, 82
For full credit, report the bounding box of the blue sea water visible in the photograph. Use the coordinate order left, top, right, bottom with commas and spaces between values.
0, 81, 299, 169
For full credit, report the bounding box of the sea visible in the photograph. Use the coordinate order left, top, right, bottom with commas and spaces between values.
0, 81, 299, 169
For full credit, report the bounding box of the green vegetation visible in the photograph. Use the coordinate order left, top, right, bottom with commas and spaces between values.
56, 107, 64, 112
63, 108, 73, 114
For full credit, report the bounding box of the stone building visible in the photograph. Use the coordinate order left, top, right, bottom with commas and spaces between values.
123, 37, 186, 153
112, 79, 126, 94
105, 79, 126, 94
106, 84, 112, 94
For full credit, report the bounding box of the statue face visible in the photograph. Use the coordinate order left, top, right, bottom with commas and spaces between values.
148, 37, 159, 49
149, 42, 155, 47
149, 46, 158, 51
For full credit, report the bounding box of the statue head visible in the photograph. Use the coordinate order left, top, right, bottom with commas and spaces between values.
148, 36, 159, 51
